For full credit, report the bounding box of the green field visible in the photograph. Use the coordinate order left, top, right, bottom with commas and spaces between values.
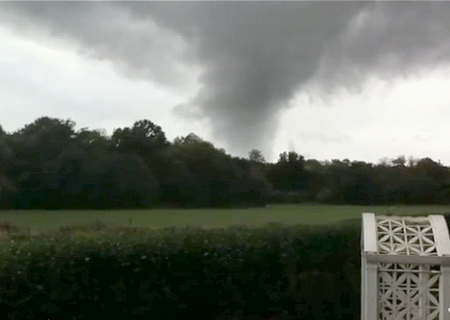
0, 204, 448, 231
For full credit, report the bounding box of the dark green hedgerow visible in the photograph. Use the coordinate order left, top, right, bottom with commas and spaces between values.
0, 222, 361, 320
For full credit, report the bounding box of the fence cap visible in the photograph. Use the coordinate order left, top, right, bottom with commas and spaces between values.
362, 213, 450, 258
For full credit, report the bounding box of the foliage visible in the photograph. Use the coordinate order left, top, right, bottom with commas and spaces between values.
0, 118, 270, 209
0, 223, 361, 319
2, 117, 450, 209
248, 149, 266, 164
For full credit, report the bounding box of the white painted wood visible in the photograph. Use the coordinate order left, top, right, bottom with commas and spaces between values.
420, 266, 430, 320
366, 253, 450, 265
365, 263, 378, 320
429, 215, 450, 256
361, 254, 366, 320
362, 213, 450, 320
440, 266, 450, 320
361, 221, 366, 320
362, 213, 377, 253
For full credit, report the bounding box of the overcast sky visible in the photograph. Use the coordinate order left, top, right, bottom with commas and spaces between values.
1, 1, 450, 163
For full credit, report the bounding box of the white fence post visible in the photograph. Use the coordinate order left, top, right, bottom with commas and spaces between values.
362, 213, 450, 320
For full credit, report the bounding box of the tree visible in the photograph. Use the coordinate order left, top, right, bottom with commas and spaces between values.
0, 127, 17, 208
171, 133, 232, 207
171, 134, 270, 207
4, 116, 450, 209
392, 156, 406, 167
248, 149, 266, 163
75, 128, 112, 160
10, 117, 76, 162
112, 120, 169, 183
97, 154, 160, 208
5, 117, 77, 209
267, 151, 308, 192
52, 145, 93, 208
112, 120, 168, 155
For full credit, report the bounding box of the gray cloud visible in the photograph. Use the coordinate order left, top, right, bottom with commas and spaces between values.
0, 2, 192, 89
1, 2, 450, 157
297, 131, 348, 145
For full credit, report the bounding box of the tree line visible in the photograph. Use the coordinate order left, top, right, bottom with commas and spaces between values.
0, 117, 449, 209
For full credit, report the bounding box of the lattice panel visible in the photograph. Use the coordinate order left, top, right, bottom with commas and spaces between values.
378, 263, 440, 320
376, 216, 438, 256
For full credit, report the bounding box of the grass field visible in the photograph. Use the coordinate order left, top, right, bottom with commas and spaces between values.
0, 204, 448, 231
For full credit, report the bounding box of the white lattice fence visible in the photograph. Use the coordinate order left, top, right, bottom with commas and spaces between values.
362, 213, 450, 320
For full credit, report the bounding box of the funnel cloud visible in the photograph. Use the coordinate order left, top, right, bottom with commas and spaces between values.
1, 2, 450, 157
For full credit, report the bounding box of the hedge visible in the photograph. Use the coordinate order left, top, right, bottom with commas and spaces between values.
0, 221, 362, 319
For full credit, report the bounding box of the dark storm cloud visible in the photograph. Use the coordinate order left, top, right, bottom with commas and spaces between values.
0, 2, 191, 88
315, 2, 450, 93
1, 1, 450, 156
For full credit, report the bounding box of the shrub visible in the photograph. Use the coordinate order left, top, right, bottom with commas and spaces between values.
0, 222, 361, 320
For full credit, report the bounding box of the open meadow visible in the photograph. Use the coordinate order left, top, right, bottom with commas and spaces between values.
0, 204, 448, 231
